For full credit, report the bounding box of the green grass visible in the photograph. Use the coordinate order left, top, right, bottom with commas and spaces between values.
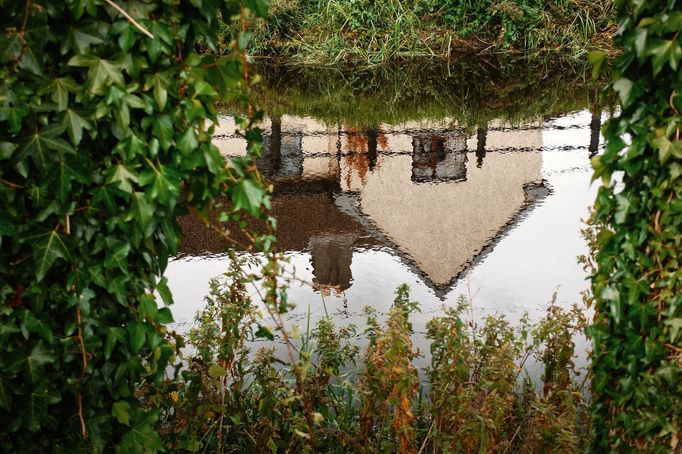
220, 0, 616, 64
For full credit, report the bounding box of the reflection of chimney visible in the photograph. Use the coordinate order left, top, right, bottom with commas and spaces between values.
366, 128, 378, 171
309, 233, 356, 293
258, 116, 282, 177
589, 111, 601, 158
260, 116, 303, 178
476, 127, 487, 168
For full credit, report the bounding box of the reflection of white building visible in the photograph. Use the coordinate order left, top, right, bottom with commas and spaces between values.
202, 115, 546, 293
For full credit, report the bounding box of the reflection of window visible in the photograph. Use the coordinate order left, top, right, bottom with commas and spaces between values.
411, 134, 468, 183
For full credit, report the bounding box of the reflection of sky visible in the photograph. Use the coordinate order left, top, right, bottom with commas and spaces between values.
166, 109, 603, 373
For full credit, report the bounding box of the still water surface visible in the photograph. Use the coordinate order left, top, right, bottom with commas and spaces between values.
166, 62, 605, 364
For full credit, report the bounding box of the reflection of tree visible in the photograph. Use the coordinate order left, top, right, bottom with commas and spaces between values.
476, 127, 487, 168
589, 109, 601, 158
343, 127, 385, 187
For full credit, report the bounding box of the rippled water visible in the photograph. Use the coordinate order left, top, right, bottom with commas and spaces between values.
166, 61, 606, 366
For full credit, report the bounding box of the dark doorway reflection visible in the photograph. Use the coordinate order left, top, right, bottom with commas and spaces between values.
310, 233, 357, 294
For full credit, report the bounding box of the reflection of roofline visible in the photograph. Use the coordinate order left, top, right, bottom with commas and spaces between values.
335, 180, 552, 300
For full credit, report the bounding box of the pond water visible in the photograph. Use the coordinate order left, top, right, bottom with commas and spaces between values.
166, 60, 606, 366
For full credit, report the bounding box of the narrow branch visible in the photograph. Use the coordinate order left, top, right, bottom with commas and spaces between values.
104, 0, 154, 39
20, 0, 32, 34
76, 308, 89, 439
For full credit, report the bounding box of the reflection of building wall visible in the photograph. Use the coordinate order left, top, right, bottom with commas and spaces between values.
210, 113, 546, 290
466, 127, 543, 151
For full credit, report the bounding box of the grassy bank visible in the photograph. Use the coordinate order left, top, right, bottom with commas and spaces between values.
217, 0, 616, 64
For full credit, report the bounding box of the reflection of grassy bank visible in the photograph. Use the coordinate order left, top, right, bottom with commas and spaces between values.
218, 0, 615, 64
244, 58, 606, 129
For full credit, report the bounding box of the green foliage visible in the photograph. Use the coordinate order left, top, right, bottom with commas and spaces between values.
156, 280, 590, 453
214, 0, 615, 63
359, 285, 420, 453
589, 1, 682, 451
0, 0, 269, 450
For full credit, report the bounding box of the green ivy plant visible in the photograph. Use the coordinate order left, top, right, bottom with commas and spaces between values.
589, 1, 682, 451
0, 0, 269, 451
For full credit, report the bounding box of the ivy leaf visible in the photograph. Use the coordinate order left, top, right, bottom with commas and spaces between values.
69, 56, 124, 95
66, 28, 104, 54
105, 327, 126, 360
155, 307, 173, 324
15, 130, 75, 173
645, 38, 682, 75
120, 409, 165, 451
106, 164, 138, 193
6, 105, 29, 133
244, 0, 270, 17
50, 78, 77, 112
19, 342, 58, 381
139, 166, 180, 207
231, 179, 266, 217
194, 81, 217, 97
127, 322, 146, 354
62, 109, 92, 145
28, 387, 61, 432
152, 114, 173, 151
176, 127, 198, 155
145, 73, 170, 110
0, 34, 22, 63
652, 135, 679, 163
25, 229, 73, 282
112, 400, 132, 426
156, 277, 173, 306
0, 215, 15, 237
54, 153, 91, 204
612, 78, 643, 108
131, 192, 154, 232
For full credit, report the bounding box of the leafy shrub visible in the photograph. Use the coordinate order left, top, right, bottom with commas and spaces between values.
589, 1, 682, 451
0, 0, 269, 450
156, 278, 591, 453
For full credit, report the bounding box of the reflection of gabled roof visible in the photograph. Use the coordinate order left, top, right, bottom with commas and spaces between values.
193, 114, 549, 296
336, 174, 550, 299
337, 149, 545, 296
